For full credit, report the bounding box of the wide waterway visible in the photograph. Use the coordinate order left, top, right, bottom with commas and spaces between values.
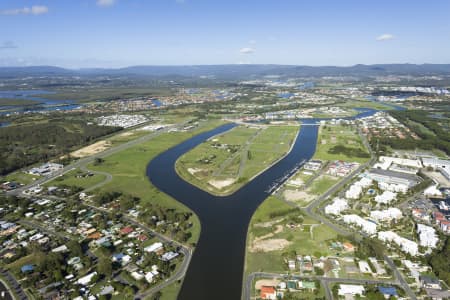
146, 108, 382, 299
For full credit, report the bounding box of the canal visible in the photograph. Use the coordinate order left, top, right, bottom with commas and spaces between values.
147, 122, 319, 299
147, 108, 386, 299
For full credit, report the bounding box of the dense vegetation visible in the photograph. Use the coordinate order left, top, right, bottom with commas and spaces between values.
429, 237, 450, 286
328, 145, 370, 159
374, 110, 450, 155
93, 190, 194, 243
0, 117, 120, 175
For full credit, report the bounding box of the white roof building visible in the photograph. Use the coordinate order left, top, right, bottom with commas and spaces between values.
345, 184, 362, 200
374, 156, 422, 170
77, 272, 97, 285
338, 284, 365, 296
325, 198, 348, 215
355, 177, 373, 188
417, 224, 439, 249
423, 185, 443, 197
422, 157, 450, 181
342, 214, 377, 235
370, 208, 403, 222
378, 231, 419, 256
375, 191, 397, 204
358, 261, 372, 273
145, 270, 159, 283
144, 242, 163, 253
378, 182, 408, 193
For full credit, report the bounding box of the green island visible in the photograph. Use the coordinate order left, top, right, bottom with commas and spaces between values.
175, 124, 299, 196
85, 119, 227, 244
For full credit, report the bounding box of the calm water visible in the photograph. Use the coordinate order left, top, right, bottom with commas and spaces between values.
147, 123, 319, 299
0, 90, 81, 114
146, 108, 384, 299
152, 99, 163, 107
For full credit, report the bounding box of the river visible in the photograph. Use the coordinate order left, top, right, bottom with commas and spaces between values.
0, 90, 81, 114
146, 108, 383, 299
147, 122, 319, 299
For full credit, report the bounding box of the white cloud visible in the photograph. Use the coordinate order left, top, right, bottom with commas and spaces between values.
97, 0, 116, 7
376, 33, 395, 41
0, 41, 18, 49
0, 5, 48, 15
239, 47, 255, 54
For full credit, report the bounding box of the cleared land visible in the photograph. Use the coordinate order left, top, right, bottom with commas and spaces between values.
88, 120, 226, 245
71, 140, 112, 158
313, 125, 370, 163
70, 130, 150, 158
245, 196, 339, 275
44, 169, 106, 190
175, 125, 298, 195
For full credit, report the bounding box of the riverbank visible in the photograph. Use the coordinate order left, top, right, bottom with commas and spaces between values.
174, 124, 299, 196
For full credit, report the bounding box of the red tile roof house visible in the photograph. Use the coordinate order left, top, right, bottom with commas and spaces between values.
120, 226, 134, 235
137, 234, 148, 242
260, 286, 277, 300
433, 212, 446, 225
440, 220, 450, 233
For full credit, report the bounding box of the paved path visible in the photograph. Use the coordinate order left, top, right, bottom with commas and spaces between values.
243, 125, 417, 300
81, 203, 192, 300
245, 272, 399, 300
7, 121, 192, 198
0, 268, 28, 300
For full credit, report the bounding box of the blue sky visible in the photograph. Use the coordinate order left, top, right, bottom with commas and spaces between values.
0, 0, 449, 68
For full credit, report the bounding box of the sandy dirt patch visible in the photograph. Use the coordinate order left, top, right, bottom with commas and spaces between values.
208, 178, 236, 189
255, 279, 281, 290
118, 131, 134, 137
71, 140, 111, 158
187, 168, 203, 175
254, 225, 284, 241
254, 218, 284, 228
283, 189, 314, 203
250, 238, 292, 252
321, 139, 327, 145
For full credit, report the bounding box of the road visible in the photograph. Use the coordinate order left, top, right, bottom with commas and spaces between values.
6, 120, 196, 299
0, 268, 28, 300
7, 121, 191, 197
245, 272, 399, 300
79, 165, 113, 193
243, 126, 417, 300
81, 203, 192, 300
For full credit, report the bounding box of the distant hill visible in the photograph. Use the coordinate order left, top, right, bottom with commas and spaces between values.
1, 64, 450, 79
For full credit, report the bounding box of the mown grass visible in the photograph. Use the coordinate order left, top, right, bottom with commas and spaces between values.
245, 196, 339, 275
176, 125, 298, 196
313, 125, 370, 163
44, 169, 106, 189
88, 120, 226, 245
308, 175, 339, 195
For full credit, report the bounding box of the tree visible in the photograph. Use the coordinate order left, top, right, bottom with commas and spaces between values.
67, 240, 83, 257
97, 258, 113, 278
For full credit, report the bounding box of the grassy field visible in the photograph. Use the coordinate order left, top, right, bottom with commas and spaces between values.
44, 169, 106, 189
0, 98, 38, 106
308, 175, 339, 195
2, 171, 40, 185
88, 119, 226, 245
175, 125, 298, 195
313, 125, 370, 163
338, 99, 397, 111
245, 196, 339, 275
39, 87, 176, 103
